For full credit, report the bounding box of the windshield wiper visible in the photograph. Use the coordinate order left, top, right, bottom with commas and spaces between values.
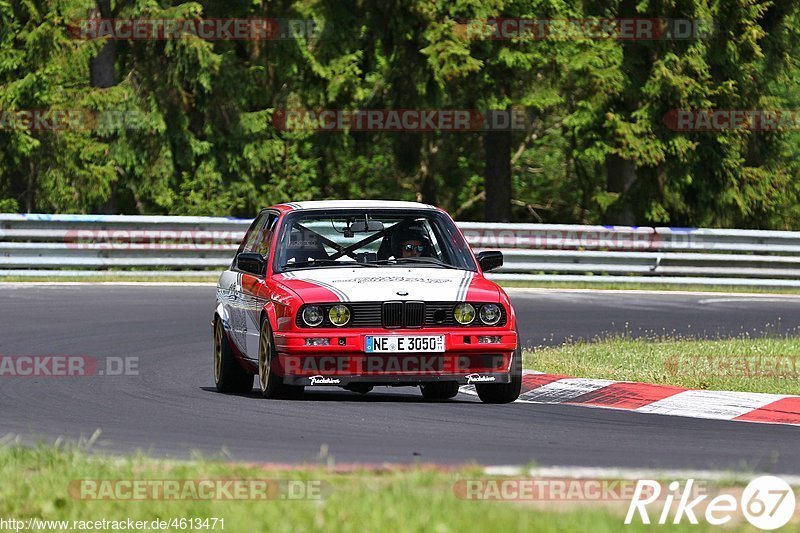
372, 257, 460, 269
282, 259, 377, 269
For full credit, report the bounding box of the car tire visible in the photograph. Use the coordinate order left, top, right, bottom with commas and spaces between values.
258, 317, 304, 399
214, 319, 254, 393
420, 382, 460, 400
476, 330, 522, 404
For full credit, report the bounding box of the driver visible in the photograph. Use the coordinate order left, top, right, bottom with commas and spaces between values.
394, 227, 431, 259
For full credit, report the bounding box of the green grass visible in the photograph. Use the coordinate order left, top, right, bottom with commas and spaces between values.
0, 442, 777, 533
524, 336, 800, 395
498, 279, 800, 295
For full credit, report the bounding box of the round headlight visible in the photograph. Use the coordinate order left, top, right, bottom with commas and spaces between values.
328, 304, 351, 327
302, 305, 324, 327
479, 304, 502, 325
453, 303, 476, 325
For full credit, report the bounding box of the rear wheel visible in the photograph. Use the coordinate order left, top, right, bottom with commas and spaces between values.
258, 318, 304, 399
213, 319, 254, 393
476, 331, 522, 404
420, 381, 460, 400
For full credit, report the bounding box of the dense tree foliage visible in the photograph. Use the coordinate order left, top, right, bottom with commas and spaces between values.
1, 0, 799, 227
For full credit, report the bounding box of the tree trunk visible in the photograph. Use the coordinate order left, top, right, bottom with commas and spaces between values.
89, 0, 116, 88
419, 137, 438, 205
605, 154, 636, 225
601, 0, 645, 226
484, 128, 512, 222
26, 161, 35, 213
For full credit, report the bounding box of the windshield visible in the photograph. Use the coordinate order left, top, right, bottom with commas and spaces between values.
274, 210, 476, 272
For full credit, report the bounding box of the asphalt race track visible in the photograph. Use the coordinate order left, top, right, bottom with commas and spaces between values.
1, 284, 799, 472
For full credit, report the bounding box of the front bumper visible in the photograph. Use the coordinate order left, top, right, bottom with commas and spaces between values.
272, 329, 517, 387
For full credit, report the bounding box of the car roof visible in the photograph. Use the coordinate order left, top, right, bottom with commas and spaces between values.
276, 200, 438, 212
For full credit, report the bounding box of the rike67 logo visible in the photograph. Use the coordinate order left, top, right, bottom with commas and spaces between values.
625, 476, 796, 530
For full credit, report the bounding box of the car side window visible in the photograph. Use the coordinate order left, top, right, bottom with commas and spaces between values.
252, 214, 279, 258
240, 212, 270, 254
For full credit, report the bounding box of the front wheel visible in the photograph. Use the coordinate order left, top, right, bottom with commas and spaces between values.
213, 319, 254, 394
258, 318, 304, 399
476, 332, 522, 404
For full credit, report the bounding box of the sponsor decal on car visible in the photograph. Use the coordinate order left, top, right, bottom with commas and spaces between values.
331, 276, 453, 284
466, 373, 496, 384
308, 375, 341, 385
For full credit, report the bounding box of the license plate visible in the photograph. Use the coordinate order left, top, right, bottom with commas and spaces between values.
365, 335, 445, 353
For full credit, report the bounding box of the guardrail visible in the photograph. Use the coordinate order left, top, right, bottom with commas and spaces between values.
2, 214, 800, 286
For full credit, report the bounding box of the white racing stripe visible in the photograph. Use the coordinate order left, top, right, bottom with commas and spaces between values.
635, 390, 787, 420
518, 378, 617, 403
456, 272, 474, 302
282, 271, 349, 301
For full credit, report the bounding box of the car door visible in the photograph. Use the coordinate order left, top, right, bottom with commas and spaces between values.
238, 211, 280, 359
218, 211, 270, 359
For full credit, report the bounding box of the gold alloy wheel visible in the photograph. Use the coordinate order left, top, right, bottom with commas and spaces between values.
258, 321, 271, 393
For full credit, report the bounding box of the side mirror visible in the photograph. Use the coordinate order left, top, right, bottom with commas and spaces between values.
236, 252, 266, 276
476, 251, 503, 272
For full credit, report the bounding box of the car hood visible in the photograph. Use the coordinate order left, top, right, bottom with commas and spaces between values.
277, 267, 499, 303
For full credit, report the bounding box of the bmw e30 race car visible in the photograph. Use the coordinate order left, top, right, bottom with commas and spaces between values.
213, 200, 521, 403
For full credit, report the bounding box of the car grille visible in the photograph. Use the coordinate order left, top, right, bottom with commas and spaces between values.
382, 301, 424, 328
296, 302, 506, 328
382, 302, 403, 328
405, 302, 424, 327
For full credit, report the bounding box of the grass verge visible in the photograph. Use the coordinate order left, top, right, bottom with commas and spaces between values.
523, 336, 800, 395
0, 443, 780, 532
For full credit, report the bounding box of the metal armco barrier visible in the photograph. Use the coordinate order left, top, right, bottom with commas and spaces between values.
2, 214, 800, 286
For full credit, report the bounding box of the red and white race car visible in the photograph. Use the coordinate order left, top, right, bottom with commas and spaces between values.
213, 200, 521, 403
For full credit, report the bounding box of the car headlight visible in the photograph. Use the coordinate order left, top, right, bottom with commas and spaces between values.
479, 304, 502, 325
328, 304, 351, 327
453, 303, 476, 325
302, 305, 324, 327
